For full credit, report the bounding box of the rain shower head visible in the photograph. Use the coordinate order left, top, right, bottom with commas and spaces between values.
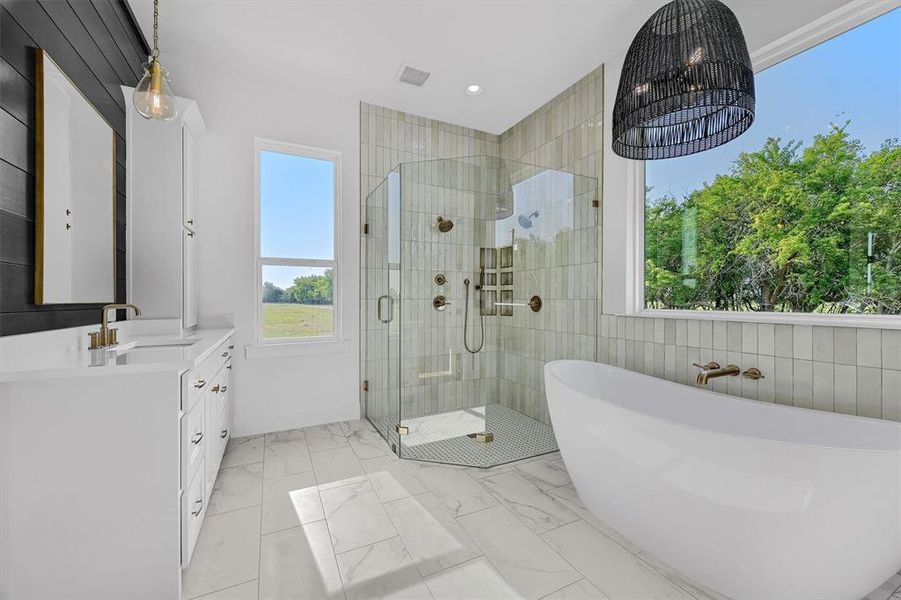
518, 211, 540, 229
436, 216, 454, 232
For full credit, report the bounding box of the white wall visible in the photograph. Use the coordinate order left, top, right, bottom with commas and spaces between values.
173, 57, 361, 436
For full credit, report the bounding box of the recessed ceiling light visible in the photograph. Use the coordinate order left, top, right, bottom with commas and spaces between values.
466, 84, 482, 96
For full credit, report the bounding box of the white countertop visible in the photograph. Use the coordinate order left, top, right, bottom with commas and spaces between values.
0, 327, 234, 383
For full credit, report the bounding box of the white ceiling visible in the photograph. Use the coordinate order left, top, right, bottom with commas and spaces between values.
129, 0, 850, 134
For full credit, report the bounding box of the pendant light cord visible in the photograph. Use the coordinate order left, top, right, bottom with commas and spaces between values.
152, 0, 160, 60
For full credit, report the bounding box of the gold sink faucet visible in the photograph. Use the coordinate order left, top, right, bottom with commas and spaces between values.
89, 304, 142, 349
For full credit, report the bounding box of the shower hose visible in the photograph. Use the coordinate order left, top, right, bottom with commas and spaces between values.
463, 278, 484, 354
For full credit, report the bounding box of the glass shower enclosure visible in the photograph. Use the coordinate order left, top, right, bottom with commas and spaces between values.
361, 155, 598, 467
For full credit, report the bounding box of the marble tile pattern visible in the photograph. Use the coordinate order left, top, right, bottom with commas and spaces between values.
187, 419, 901, 600
599, 315, 901, 422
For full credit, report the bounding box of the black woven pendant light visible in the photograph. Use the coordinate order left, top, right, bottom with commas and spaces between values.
612, 0, 755, 160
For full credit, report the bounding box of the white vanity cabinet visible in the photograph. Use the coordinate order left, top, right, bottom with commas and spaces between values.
0, 327, 234, 599
180, 336, 233, 566
124, 87, 206, 329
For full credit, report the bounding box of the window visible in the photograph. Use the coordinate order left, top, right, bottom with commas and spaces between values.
255, 140, 341, 342
643, 8, 900, 316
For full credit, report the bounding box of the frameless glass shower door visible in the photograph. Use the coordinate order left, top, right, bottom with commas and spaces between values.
362, 168, 402, 448
363, 155, 598, 467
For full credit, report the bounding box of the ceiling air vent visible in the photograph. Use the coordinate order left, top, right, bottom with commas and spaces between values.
398, 65, 431, 87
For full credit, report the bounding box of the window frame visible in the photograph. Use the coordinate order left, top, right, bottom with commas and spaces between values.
253, 138, 343, 345
632, 0, 901, 329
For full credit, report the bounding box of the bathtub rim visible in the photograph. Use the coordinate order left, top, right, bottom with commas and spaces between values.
545, 359, 901, 454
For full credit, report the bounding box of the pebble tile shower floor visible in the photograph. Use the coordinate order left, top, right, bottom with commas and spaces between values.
184, 419, 901, 600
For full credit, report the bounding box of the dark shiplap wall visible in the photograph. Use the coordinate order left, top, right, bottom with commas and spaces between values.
0, 0, 148, 336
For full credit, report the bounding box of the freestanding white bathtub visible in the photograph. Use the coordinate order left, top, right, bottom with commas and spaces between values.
545, 360, 901, 600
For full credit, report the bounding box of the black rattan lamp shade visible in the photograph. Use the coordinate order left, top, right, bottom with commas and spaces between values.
613, 0, 755, 160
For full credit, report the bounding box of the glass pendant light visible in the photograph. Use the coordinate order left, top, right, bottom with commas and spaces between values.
133, 0, 177, 121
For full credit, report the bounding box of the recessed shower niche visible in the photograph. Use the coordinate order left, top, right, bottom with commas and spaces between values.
360, 155, 598, 467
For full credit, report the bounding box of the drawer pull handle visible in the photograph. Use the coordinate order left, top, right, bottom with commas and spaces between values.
194, 379, 207, 388
191, 499, 204, 517
226, 365, 232, 370
220, 385, 228, 392
191, 432, 204, 445
228, 345, 234, 350
220, 429, 228, 439
221, 352, 229, 358
211, 385, 221, 393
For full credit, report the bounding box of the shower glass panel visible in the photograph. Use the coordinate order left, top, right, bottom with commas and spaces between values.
363, 155, 598, 467
361, 167, 401, 446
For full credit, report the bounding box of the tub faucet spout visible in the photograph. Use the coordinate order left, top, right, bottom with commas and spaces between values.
695, 362, 740, 385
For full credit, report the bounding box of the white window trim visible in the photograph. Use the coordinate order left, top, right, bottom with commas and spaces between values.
628, 0, 901, 330
251, 138, 344, 349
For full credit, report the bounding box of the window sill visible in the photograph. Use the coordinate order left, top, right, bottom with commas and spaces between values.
629, 309, 901, 330
244, 339, 351, 359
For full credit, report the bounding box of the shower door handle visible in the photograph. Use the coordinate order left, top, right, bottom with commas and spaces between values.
377, 295, 393, 324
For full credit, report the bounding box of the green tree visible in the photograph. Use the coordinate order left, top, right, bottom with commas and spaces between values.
262, 281, 285, 303
645, 123, 901, 314
285, 269, 334, 305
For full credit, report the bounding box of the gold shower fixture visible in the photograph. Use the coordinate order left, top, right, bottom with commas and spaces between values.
436, 216, 454, 232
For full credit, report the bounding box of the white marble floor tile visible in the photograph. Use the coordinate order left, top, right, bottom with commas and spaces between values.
424, 557, 522, 600
347, 427, 392, 460
306, 422, 350, 452
183, 506, 261, 599
457, 505, 581, 600
207, 462, 263, 516
340, 418, 378, 436
383, 492, 482, 577
416, 464, 498, 517
220, 435, 264, 468
463, 462, 518, 480
361, 456, 429, 502
320, 479, 397, 554
261, 471, 323, 535
515, 458, 572, 490
259, 521, 344, 600
312, 445, 365, 485
481, 470, 578, 534
263, 439, 313, 479
336, 537, 432, 600
264, 428, 306, 444
637, 551, 729, 600
867, 572, 901, 600
541, 520, 693, 600
194, 580, 259, 600
544, 485, 641, 554
542, 579, 609, 600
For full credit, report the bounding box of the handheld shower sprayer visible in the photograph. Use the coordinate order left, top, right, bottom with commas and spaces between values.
463, 277, 484, 354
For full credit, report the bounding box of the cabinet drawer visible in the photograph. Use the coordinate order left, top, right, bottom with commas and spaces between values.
208, 337, 234, 378
181, 465, 206, 567
181, 336, 232, 411
181, 396, 205, 487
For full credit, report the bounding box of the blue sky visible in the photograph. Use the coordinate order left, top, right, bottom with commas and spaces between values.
647, 9, 901, 203
261, 150, 334, 287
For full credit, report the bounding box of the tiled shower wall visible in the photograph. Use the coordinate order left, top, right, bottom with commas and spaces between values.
598, 315, 901, 421
497, 65, 604, 423
360, 103, 500, 431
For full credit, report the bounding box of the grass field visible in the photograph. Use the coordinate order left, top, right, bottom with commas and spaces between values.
262, 303, 333, 339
